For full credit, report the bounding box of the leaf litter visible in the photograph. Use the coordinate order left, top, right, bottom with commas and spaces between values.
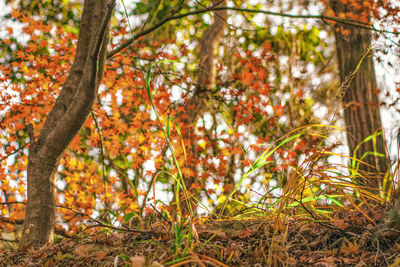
1, 204, 400, 266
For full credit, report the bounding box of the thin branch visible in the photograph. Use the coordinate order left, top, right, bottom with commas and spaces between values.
55, 228, 74, 238
0, 143, 29, 163
91, 111, 108, 210
0, 201, 26, 206
0, 237, 18, 242
83, 219, 154, 233
107, 5, 399, 59
0, 216, 73, 239
0, 201, 90, 218
94, 0, 116, 59
0, 102, 48, 107
150, 203, 172, 225
0, 216, 23, 224
294, 198, 357, 238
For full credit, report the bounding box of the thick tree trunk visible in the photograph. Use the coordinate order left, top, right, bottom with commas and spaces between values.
330, 0, 388, 191
20, 0, 115, 248
177, 0, 227, 215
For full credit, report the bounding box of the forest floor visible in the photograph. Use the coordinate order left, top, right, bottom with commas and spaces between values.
1, 205, 400, 266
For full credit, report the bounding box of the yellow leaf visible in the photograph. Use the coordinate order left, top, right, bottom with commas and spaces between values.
199, 141, 206, 149
137, 134, 145, 143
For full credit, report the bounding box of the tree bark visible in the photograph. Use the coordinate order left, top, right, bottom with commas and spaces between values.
177, 0, 227, 215
330, 0, 388, 191
20, 0, 115, 248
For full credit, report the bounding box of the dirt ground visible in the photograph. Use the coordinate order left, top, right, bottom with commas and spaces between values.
1, 205, 400, 266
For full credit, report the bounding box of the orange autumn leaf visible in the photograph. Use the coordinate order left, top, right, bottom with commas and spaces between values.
242, 70, 254, 86
273, 104, 285, 117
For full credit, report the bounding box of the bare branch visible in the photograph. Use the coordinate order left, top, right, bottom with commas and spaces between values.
107, 5, 399, 59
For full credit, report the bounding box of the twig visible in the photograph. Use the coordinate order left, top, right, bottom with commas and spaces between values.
150, 203, 172, 225
91, 111, 109, 212
55, 228, 74, 238
83, 219, 154, 233
0, 215, 73, 239
0, 201, 149, 237
107, 5, 399, 59
0, 143, 29, 163
0, 201, 90, 218
0, 237, 18, 243
0, 216, 23, 224
0, 201, 26, 206
294, 199, 357, 237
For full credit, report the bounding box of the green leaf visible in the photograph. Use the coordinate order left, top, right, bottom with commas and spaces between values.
123, 212, 135, 222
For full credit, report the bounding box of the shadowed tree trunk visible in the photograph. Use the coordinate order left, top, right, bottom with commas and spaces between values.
20, 0, 115, 248
330, 0, 388, 191
177, 0, 227, 215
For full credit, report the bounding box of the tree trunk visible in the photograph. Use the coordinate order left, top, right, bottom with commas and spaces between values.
20, 0, 115, 248
177, 0, 227, 216
330, 0, 388, 191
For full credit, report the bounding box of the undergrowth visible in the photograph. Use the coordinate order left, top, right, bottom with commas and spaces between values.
1, 62, 399, 266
